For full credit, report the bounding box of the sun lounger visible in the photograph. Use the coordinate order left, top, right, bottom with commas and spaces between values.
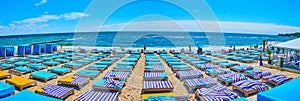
30, 71, 57, 82
58, 76, 89, 89
48, 67, 72, 75
75, 60, 91, 65
55, 59, 69, 63
0, 82, 15, 98
43, 61, 60, 67
205, 68, 231, 77
144, 72, 168, 81
141, 96, 189, 101
144, 65, 165, 72
143, 81, 174, 93
103, 71, 130, 80
176, 70, 203, 80
244, 69, 271, 80
230, 65, 253, 73
0, 71, 11, 79
219, 62, 237, 68
92, 79, 125, 92
113, 66, 134, 72
75, 70, 100, 79
217, 73, 247, 86
141, 92, 177, 100
232, 80, 268, 97
117, 62, 136, 66
196, 64, 218, 71
0, 63, 13, 70
195, 85, 238, 101
35, 84, 74, 99
3, 59, 16, 64
262, 74, 292, 86
28, 64, 46, 70
9, 67, 34, 76
64, 62, 83, 69
0, 90, 62, 101
146, 62, 162, 66
29, 59, 43, 63
14, 61, 29, 67
184, 77, 217, 92
6, 76, 37, 90
75, 90, 119, 101
171, 65, 193, 71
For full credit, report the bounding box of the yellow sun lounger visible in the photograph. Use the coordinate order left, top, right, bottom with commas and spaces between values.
6, 76, 37, 90
141, 92, 177, 100
0, 71, 11, 79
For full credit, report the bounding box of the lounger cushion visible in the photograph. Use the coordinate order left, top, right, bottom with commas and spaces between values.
49, 67, 71, 73
7, 76, 36, 86
32, 71, 57, 79
0, 82, 15, 97
0, 90, 62, 101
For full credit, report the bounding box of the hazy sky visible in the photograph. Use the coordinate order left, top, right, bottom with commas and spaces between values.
0, 0, 299, 35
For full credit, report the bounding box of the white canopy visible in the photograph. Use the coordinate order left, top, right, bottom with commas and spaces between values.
273, 38, 300, 50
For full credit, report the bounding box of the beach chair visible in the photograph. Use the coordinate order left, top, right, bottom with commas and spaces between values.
230, 65, 253, 73
0, 71, 11, 79
144, 72, 168, 81
262, 74, 292, 86
146, 62, 162, 66
9, 67, 34, 76
176, 70, 203, 80
92, 79, 125, 92
30, 71, 58, 82
75, 70, 100, 79
6, 76, 37, 90
244, 69, 271, 80
48, 67, 72, 75
143, 80, 174, 93
28, 64, 46, 70
0, 90, 62, 101
184, 77, 218, 92
35, 84, 74, 99
195, 85, 238, 101
205, 68, 231, 77
217, 73, 247, 86
232, 80, 268, 97
75, 90, 119, 101
58, 76, 89, 89
0, 82, 15, 97
144, 65, 165, 72
103, 71, 130, 80
86, 64, 109, 72
0, 63, 13, 70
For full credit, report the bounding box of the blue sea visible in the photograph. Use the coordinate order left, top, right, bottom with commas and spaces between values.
0, 32, 296, 48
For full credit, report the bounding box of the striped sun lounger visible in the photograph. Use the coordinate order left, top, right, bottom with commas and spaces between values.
9, 67, 34, 76
205, 68, 232, 77
75, 70, 100, 79
103, 71, 130, 80
58, 76, 90, 89
196, 64, 218, 71
113, 66, 134, 72
230, 65, 253, 73
176, 70, 203, 80
144, 65, 165, 72
232, 80, 268, 97
86, 64, 109, 72
30, 71, 58, 82
262, 74, 292, 86
143, 81, 174, 93
171, 65, 193, 71
92, 79, 125, 92
244, 69, 272, 80
217, 73, 247, 86
184, 77, 217, 92
75, 90, 119, 101
196, 85, 238, 101
35, 84, 74, 99
144, 72, 168, 81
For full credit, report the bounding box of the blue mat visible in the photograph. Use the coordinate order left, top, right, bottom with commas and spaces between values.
0, 90, 62, 101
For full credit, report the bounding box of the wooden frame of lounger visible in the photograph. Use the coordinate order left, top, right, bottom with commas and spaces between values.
93, 84, 126, 92
29, 74, 58, 82
230, 68, 245, 73
262, 78, 292, 86
0, 66, 13, 70
142, 88, 173, 93
232, 84, 268, 97
172, 68, 193, 72
0, 73, 11, 79
143, 77, 168, 81
9, 69, 33, 76
195, 90, 238, 101
85, 66, 107, 72
58, 79, 89, 89
35, 88, 74, 99
217, 78, 232, 86
6, 79, 37, 90
64, 65, 82, 70
244, 73, 261, 80
47, 69, 72, 75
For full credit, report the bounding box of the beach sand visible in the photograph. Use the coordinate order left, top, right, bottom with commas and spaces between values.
1, 50, 299, 101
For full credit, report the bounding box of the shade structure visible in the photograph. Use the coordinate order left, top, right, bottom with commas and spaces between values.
0, 46, 14, 58
33, 44, 46, 55
273, 38, 300, 50
46, 43, 57, 53
18, 45, 32, 56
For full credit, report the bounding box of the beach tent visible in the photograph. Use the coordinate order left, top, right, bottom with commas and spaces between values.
46, 43, 57, 53
257, 77, 300, 101
18, 45, 32, 56
33, 44, 46, 55
273, 38, 300, 50
0, 46, 14, 58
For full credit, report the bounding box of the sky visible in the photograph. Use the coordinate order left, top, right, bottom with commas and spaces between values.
0, 0, 300, 35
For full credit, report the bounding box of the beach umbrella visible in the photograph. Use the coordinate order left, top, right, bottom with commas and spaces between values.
259, 55, 263, 66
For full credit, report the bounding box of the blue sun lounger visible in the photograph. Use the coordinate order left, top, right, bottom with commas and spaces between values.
176, 70, 203, 80
144, 72, 168, 81
144, 65, 165, 72
55, 59, 68, 63
28, 64, 46, 70
103, 71, 130, 80
9, 67, 34, 76
14, 61, 29, 67
0, 63, 13, 70
30, 71, 57, 82
86, 65, 108, 72
35, 84, 74, 99
230, 65, 253, 73
43, 61, 60, 67
143, 81, 174, 93
75, 70, 100, 79
217, 73, 247, 86
1, 90, 62, 101
48, 67, 72, 75
95, 61, 113, 66
64, 62, 83, 69
92, 79, 125, 92
29, 59, 43, 63
4, 59, 16, 63
75, 90, 119, 101
184, 77, 218, 92
0, 82, 15, 98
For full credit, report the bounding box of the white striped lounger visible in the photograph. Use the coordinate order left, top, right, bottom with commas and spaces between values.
37, 84, 74, 99
176, 70, 203, 80
143, 81, 174, 93
184, 77, 217, 92
144, 72, 168, 81
75, 90, 119, 101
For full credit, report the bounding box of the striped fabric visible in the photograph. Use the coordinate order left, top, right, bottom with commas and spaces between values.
75, 90, 119, 101
103, 71, 130, 80
176, 70, 203, 78
144, 72, 166, 78
218, 73, 246, 83
199, 64, 218, 70
264, 74, 291, 85
143, 81, 174, 89
43, 84, 73, 98
197, 85, 238, 101
233, 80, 267, 92
184, 77, 217, 87
70, 76, 89, 85
99, 79, 124, 88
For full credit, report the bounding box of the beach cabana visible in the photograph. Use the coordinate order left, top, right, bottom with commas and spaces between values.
0, 46, 14, 58
46, 43, 57, 53
35, 84, 74, 99
75, 90, 119, 101
17, 45, 32, 56
92, 79, 125, 92
0, 90, 62, 101
33, 44, 46, 55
